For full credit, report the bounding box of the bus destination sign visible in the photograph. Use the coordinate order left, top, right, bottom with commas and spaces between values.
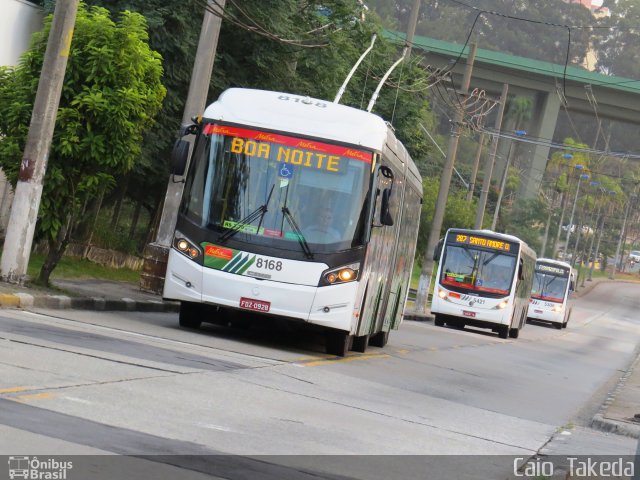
452, 233, 512, 252
535, 264, 570, 276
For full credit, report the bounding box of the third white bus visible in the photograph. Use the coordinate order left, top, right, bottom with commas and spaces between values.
527, 258, 575, 329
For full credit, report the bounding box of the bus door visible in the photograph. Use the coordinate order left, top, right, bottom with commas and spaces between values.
356, 163, 400, 337
378, 163, 412, 332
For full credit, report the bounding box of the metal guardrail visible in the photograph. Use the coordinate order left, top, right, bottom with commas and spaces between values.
407, 288, 432, 303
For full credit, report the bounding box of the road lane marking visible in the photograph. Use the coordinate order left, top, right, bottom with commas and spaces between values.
0, 386, 33, 394
299, 353, 390, 367
12, 392, 57, 402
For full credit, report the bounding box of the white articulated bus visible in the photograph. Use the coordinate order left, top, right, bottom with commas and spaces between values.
527, 258, 575, 329
431, 229, 536, 339
163, 88, 423, 356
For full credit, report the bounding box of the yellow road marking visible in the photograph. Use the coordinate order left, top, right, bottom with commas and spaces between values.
0, 386, 33, 394
397, 348, 410, 354
13, 392, 57, 403
300, 353, 390, 367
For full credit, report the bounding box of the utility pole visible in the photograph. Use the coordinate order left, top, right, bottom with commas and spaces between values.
474, 83, 509, 229
610, 193, 636, 279
0, 0, 79, 284
141, 0, 225, 293
414, 43, 477, 315
405, 0, 421, 56
466, 118, 485, 203
491, 141, 513, 230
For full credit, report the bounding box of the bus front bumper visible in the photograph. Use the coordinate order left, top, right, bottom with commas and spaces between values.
163, 249, 358, 332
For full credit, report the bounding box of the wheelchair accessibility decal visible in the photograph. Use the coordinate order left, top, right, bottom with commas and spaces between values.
278, 164, 294, 179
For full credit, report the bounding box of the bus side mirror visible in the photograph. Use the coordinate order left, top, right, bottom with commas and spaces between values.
171, 139, 190, 176
433, 238, 444, 261
380, 188, 394, 226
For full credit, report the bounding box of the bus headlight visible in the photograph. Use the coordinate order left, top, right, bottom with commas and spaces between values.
173, 232, 202, 261
496, 300, 508, 309
552, 304, 563, 312
438, 289, 448, 299
321, 263, 359, 286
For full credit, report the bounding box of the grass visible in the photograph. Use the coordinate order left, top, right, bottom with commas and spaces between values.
27, 253, 140, 284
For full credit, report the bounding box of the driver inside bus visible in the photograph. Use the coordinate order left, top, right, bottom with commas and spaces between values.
483, 264, 512, 291
303, 207, 341, 243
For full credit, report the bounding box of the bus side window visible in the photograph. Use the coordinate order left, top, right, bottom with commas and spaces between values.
518, 259, 524, 281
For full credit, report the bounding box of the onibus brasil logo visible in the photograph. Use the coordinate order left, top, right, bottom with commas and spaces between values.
8, 456, 72, 479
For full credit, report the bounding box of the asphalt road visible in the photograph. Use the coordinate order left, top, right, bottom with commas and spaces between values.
0, 282, 639, 479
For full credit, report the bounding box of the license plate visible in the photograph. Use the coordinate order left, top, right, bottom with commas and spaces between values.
462, 310, 476, 318
239, 297, 271, 313
535, 309, 543, 314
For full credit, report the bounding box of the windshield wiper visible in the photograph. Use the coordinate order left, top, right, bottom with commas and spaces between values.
218, 185, 275, 244
539, 275, 559, 299
281, 207, 313, 259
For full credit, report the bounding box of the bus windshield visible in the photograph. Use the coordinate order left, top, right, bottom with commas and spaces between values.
180, 124, 373, 253
531, 265, 570, 303
440, 245, 517, 296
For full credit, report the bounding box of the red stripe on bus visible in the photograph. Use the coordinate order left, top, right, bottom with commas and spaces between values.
203, 124, 372, 163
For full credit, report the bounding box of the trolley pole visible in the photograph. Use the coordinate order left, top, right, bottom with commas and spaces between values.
140, 0, 225, 293
414, 43, 477, 315
474, 83, 509, 229
0, 0, 79, 284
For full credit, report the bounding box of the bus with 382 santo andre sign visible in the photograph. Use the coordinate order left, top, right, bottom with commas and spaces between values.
431, 229, 536, 339
162, 88, 423, 356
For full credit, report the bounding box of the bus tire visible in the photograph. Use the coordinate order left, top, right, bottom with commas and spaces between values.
434, 315, 444, 327
498, 325, 509, 339
179, 302, 202, 329
555, 322, 563, 330
509, 328, 519, 339
369, 330, 389, 348
326, 330, 351, 357
352, 334, 369, 353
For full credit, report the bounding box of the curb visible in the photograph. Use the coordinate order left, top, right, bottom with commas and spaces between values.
590, 351, 640, 439
403, 310, 434, 322
0, 293, 180, 313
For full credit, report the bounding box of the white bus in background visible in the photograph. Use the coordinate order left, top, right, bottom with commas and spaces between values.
527, 258, 575, 329
163, 88, 423, 356
431, 229, 536, 339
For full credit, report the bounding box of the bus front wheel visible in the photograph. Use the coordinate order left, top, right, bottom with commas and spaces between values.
352, 334, 370, 353
509, 328, 519, 339
326, 330, 352, 357
434, 315, 444, 327
179, 302, 203, 329
498, 325, 509, 339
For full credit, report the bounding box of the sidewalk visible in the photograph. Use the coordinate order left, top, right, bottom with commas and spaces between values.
0, 278, 179, 313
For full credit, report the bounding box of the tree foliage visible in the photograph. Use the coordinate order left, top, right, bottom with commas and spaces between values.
0, 4, 165, 284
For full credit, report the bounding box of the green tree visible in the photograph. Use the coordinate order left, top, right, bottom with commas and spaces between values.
0, 5, 165, 285
416, 176, 476, 262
